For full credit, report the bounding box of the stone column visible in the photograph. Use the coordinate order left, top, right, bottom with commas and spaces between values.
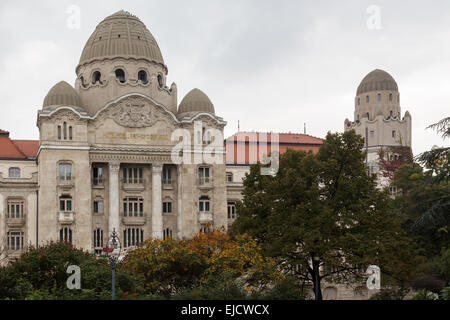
177, 165, 183, 239
108, 162, 121, 235
152, 164, 163, 239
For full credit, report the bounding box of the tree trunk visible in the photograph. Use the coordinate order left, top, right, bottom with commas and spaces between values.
312, 253, 322, 300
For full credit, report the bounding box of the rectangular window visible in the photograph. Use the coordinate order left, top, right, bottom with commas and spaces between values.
228, 202, 236, 219
93, 167, 103, 185
123, 197, 144, 217
123, 167, 143, 184
9, 168, 20, 178
370, 131, 374, 138
199, 167, 210, 185
226, 173, 233, 183
392, 130, 396, 138
59, 164, 72, 181
163, 167, 172, 185
7, 231, 24, 251
60, 196, 72, 212
199, 197, 210, 212
7, 200, 24, 219
163, 202, 172, 213
123, 228, 144, 248
94, 200, 104, 214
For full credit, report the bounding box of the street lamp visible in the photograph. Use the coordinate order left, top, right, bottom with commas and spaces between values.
104, 229, 122, 300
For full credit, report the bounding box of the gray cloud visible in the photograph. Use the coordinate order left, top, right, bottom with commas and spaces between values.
0, 0, 448, 155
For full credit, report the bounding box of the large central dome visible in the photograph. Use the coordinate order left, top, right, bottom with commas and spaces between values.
78, 11, 165, 71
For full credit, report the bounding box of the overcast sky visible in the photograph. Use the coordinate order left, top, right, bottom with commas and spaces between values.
0, 0, 449, 155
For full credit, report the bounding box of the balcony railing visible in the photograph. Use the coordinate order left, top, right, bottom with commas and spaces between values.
6, 217, 26, 227
121, 179, 146, 190
199, 212, 213, 223
59, 211, 75, 224
122, 215, 146, 226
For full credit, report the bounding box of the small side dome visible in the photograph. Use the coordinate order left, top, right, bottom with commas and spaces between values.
43, 81, 81, 109
178, 88, 215, 115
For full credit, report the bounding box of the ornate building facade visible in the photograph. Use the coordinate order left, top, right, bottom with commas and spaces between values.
1, 11, 230, 259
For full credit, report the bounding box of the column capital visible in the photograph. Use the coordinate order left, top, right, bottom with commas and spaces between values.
152, 163, 163, 173
109, 162, 121, 172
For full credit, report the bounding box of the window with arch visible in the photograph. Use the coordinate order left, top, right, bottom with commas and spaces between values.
59, 195, 73, 212
8, 167, 20, 178
157, 74, 164, 88
199, 196, 210, 213
366, 95, 369, 103
138, 70, 148, 84
59, 163, 72, 181
163, 228, 173, 240
123, 228, 144, 248
93, 228, 104, 250
7, 199, 24, 219
389, 93, 393, 101
377, 93, 381, 101
59, 122, 72, 141
200, 225, 211, 234
366, 112, 370, 119
115, 68, 126, 83
123, 197, 144, 217
7, 231, 24, 251
60, 227, 72, 243
92, 71, 102, 84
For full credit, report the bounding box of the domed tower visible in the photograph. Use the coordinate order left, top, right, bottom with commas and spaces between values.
75, 11, 177, 115
177, 88, 215, 118
345, 69, 412, 179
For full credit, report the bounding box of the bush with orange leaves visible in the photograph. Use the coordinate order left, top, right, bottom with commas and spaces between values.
122, 230, 282, 296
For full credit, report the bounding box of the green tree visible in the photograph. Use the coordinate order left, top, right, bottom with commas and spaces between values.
231, 130, 422, 300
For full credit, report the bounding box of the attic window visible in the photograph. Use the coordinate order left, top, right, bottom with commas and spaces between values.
92, 71, 102, 84
115, 69, 126, 83
138, 70, 148, 84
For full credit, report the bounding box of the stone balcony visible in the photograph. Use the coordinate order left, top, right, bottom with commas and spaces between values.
199, 212, 213, 223
121, 179, 146, 191
122, 215, 146, 226
6, 217, 26, 227
58, 211, 75, 224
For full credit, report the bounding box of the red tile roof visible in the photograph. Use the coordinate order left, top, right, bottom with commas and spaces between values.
13, 140, 40, 158
0, 132, 39, 160
225, 132, 323, 165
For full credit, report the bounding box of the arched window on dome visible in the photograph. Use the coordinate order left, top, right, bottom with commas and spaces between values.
92, 71, 102, 85
138, 70, 148, 84
357, 98, 360, 105
389, 93, 393, 101
80, 76, 87, 88
63, 122, 67, 140
366, 112, 370, 119
366, 95, 369, 103
390, 111, 393, 118
377, 93, 381, 101
115, 69, 126, 83
157, 74, 164, 88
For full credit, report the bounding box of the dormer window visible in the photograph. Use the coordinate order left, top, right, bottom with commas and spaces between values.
115, 69, 126, 83
138, 70, 148, 84
92, 71, 102, 84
